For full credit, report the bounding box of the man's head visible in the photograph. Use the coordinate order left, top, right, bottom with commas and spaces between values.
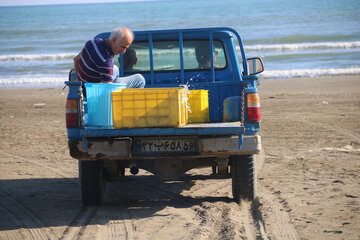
195, 42, 216, 69
123, 48, 137, 70
108, 27, 134, 55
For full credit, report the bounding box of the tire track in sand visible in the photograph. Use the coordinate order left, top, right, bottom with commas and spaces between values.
285, 112, 360, 143
0, 150, 77, 178
59, 207, 98, 240
0, 150, 96, 240
0, 189, 57, 240
130, 174, 260, 239
109, 177, 199, 239
104, 189, 137, 240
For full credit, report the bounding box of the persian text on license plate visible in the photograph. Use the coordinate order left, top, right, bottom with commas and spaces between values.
132, 137, 197, 155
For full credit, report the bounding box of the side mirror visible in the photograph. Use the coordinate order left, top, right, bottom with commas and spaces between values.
247, 57, 264, 75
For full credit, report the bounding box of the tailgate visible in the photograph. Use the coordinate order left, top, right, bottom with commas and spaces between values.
74, 122, 245, 159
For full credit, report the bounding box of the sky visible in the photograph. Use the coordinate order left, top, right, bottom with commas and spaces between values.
0, 0, 154, 7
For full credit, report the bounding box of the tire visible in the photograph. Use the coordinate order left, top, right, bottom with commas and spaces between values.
212, 165, 217, 174
119, 167, 125, 177
79, 160, 106, 206
231, 155, 256, 203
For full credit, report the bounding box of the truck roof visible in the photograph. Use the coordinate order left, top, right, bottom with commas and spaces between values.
96, 27, 238, 41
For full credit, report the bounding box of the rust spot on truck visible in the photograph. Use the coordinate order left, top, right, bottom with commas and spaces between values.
68, 140, 107, 160
92, 153, 106, 160
68, 139, 131, 160
68, 140, 92, 160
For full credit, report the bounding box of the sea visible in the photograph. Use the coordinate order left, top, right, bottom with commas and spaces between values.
0, 0, 359, 87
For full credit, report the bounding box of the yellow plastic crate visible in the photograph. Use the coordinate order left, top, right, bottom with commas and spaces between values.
188, 90, 209, 123
112, 88, 188, 128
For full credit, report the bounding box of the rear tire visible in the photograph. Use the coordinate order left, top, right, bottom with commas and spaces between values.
231, 155, 256, 203
119, 167, 125, 177
79, 160, 106, 206
212, 165, 217, 175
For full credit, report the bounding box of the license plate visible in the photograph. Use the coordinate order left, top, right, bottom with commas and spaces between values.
132, 137, 197, 156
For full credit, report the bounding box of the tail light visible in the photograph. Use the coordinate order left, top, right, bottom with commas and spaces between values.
247, 93, 261, 122
66, 99, 79, 128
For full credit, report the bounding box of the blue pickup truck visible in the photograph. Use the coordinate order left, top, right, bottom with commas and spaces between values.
65, 27, 263, 206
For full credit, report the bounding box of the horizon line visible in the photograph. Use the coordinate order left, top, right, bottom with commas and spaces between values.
0, 0, 166, 7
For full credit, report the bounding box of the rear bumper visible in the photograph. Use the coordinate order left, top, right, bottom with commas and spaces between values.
69, 135, 261, 160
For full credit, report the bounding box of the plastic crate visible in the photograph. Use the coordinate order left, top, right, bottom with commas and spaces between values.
188, 90, 209, 123
85, 83, 127, 128
112, 88, 188, 128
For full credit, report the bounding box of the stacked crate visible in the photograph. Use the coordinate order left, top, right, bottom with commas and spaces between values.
188, 90, 209, 123
111, 87, 209, 129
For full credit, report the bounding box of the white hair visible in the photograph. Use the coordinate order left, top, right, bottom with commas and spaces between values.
109, 27, 134, 42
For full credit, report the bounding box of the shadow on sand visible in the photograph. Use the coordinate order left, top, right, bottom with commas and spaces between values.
0, 173, 232, 230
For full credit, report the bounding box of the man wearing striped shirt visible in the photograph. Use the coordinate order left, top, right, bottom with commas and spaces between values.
74, 27, 145, 88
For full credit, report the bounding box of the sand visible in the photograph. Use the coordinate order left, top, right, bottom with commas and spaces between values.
0, 75, 359, 239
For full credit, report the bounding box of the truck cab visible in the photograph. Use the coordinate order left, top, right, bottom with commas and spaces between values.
65, 27, 263, 206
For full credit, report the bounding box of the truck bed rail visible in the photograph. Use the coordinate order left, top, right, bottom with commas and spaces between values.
81, 122, 244, 138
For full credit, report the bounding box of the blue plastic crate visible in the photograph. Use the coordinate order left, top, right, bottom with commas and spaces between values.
85, 83, 126, 128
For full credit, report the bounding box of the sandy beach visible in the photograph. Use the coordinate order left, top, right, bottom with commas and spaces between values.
0, 75, 359, 239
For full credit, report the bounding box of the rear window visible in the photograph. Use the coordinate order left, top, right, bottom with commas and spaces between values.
119, 39, 227, 73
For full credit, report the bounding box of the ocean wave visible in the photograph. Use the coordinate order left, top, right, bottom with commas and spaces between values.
245, 34, 359, 45
0, 50, 188, 61
1, 67, 359, 86
0, 53, 76, 61
1, 41, 358, 62
243, 41, 360, 51
262, 67, 360, 79
0, 76, 67, 85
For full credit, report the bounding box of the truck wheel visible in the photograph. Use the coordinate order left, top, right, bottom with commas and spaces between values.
212, 166, 217, 174
79, 160, 106, 206
120, 167, 125, 177
231, 155, 256, 203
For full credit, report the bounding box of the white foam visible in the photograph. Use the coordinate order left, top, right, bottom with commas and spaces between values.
0, 53, 76, 61
243, 41, 360, 51
262, 67, 360, 79
1, 67, 359, 85
0, 75, 67, 85
2, 41, 358, 62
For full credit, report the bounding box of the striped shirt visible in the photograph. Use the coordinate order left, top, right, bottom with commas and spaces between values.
77, 38, 114, 83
